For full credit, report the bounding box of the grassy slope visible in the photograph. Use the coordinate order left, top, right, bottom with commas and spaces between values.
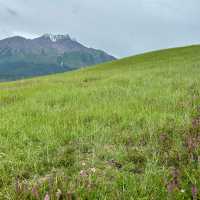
0, 45, 200, 199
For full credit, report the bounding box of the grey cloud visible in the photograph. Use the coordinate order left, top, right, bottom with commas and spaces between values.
0, 0, 199, 57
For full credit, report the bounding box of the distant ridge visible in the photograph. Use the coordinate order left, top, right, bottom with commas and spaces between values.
0, 34, 116, 81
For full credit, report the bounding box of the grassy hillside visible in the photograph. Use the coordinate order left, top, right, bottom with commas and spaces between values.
0, 45, 200, 199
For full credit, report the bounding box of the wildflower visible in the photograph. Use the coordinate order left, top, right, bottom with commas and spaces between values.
167, 181, 177, 193
167, 168, 180, 193
44, 193, 50, 200
82, 162, 86, 166
191, 185, 198, 200
32, 186, 40, 199
180, 189, 185, 193
80, 170, 87, 177
90, 168, 96, 173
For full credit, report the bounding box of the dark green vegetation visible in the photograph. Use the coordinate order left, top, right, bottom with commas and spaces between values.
0, 45, 200, 199
0, 34, 115, 81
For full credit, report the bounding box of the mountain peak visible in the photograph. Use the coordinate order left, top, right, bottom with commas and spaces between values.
42, 34, 71, 42
0, 34, 116, 81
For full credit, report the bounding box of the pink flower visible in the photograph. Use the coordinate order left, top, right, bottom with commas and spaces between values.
80, 170, 88, 177
192, 185, 198, 200
167, 181, 177, 193
44, 193, 50, 200
32, 186, 40, 199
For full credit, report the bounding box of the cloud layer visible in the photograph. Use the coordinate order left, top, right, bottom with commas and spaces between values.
0, 0, 200, 57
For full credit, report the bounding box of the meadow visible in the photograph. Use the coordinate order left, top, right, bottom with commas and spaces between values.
0, 45, 200, 199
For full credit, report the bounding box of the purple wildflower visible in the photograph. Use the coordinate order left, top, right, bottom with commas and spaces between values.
32, 186, 40, 199
192, 185, 198, 200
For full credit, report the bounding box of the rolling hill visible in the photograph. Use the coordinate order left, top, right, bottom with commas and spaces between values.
0, 45, 200, 199
0, 34, 115, 81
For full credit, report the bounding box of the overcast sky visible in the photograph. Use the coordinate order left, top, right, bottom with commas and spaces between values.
0, 0, 199, 57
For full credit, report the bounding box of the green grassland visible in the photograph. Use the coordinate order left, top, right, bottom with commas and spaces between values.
1, 45, 200, 199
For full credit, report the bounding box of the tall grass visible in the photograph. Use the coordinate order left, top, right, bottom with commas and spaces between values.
0, 45, 200, 199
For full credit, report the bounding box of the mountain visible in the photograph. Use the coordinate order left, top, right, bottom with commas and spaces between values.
0, 34, 116, 81
1, 45, 200, 199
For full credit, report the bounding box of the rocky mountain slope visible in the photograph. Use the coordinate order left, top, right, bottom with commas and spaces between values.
0, 34, 115, 81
